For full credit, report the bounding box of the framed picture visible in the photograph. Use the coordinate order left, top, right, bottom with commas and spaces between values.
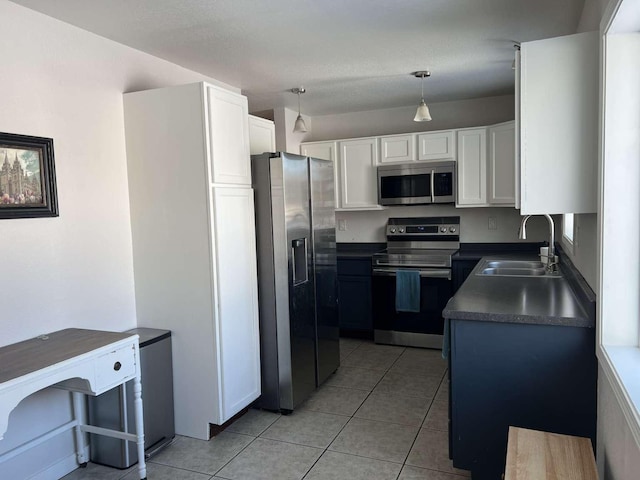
0, 132, 58, 219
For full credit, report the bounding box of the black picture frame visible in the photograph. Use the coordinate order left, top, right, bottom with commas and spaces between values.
0, 132, 58, 219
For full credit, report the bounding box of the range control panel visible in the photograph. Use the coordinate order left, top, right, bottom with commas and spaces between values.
386, 216, 460, 237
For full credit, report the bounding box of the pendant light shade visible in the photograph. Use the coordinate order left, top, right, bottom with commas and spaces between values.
291, 87, 308, 133
414, 99, 432, 122
413, 71, 432, 122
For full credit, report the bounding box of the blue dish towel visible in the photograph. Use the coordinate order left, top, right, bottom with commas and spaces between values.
395, 269, 421, 313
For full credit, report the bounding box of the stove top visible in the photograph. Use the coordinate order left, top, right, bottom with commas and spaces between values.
378, 216, 461, 267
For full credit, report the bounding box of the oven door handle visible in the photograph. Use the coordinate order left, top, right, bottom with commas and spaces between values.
372, 268, 451, 280
430, 169, 435, 203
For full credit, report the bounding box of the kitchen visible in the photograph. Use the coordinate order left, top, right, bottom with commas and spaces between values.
0, 0, 637, 479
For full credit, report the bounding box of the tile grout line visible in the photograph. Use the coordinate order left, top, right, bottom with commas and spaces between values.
301, 341, 407, 479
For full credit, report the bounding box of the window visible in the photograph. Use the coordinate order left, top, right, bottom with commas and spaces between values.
562, 213, 574, 246
599, 0, 640, 447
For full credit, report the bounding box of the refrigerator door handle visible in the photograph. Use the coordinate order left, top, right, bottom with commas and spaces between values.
291, 237, 309, 285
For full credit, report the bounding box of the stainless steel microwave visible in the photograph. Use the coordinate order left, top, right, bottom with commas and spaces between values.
377, 161, 456, 206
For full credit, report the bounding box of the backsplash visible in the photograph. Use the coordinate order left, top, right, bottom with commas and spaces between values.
336, 205, 555, 244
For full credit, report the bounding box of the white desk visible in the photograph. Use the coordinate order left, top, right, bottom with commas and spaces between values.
0, 329, 147, 479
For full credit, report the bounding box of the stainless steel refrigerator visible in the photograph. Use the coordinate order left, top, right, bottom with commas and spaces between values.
252, 152, 339, 413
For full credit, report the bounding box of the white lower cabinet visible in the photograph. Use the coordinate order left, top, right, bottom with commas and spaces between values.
338, 138, 381, 210
210, 186, 261, 419
124, 82, 260, 440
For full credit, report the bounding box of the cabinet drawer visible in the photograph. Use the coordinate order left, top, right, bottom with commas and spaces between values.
95, 344, 136, 391
337, 258, 372, 276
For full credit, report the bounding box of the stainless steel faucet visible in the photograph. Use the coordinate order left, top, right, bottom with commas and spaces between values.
518, 214, 557, 271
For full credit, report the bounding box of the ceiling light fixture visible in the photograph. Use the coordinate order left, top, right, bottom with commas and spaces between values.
413, 71, 432, 122
291, 87, 308, 133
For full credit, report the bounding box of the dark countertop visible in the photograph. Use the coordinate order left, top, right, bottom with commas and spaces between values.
337, 243, 385, 259
443, 253, 593, 328
453, 242, 545, 261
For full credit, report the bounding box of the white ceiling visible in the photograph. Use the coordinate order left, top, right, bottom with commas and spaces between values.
12, 0, 585, 116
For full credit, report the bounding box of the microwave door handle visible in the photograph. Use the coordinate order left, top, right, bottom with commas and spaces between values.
430, 170, 435, 203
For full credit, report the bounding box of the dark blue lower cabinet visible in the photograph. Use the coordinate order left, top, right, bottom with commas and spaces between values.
452, 259, 479, 293
449, 319, 597, 480
337, 274, 372, 336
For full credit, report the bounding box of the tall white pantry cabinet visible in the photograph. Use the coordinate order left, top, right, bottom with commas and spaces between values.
123, 82, 261, 440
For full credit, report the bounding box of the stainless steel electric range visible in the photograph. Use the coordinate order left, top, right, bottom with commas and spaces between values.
372, 216, 460, 349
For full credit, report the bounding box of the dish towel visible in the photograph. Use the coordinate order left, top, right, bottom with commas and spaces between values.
395, 269, 421, 313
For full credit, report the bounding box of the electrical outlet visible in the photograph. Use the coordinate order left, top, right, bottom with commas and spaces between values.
488, 216, 498, 230
338, 219, 347, 231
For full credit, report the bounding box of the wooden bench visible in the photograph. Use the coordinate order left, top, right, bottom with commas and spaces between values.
504, 426, 598, 480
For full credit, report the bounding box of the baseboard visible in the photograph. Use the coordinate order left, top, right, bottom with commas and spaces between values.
28, 445, 90, 480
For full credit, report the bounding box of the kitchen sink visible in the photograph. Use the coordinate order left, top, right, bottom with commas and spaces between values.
476, 259, 562, 278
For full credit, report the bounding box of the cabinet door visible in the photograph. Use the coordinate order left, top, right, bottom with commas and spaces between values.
248, 115, 275, 155
207, 86, 251, 186
338, 275, 372, 332
211, 186, 261, 422
488, 122, 516, 205
339, 138, 379, 209
380, 134, 415, 163
452, 259, 480, 293
457, 128, 487, 206
418, 131, 456, 161
519, 32, 598, 214
301, 142, 340, 207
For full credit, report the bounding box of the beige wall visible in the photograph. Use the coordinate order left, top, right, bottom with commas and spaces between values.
308, 94, 515, 142
0, 2, 231, 478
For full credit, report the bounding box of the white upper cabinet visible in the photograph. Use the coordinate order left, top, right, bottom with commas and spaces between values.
380, 134, 415, 163
457, 128, 487, 206
300, 141, 340, 207
418, 130, 456, 161
339, 138, 381, 210
248, 115, 275, 155
488, 121, 516, 205
207, 85, 251, 186
301, 141, 337, 162
519, 31, 598, 214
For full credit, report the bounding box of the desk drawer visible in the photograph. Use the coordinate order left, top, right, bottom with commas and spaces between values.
95, 344, 136, 390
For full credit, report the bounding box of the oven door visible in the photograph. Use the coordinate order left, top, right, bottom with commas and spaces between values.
371, 267, 452, 348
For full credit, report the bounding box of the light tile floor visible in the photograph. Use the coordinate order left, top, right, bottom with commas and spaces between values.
63, 339, 470, 480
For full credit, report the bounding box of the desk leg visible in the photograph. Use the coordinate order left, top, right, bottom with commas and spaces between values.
71, 392, 87, 466
133, 375, 146, 480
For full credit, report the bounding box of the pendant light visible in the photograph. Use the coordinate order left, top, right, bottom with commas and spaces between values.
291, 87, 308, 133
512, 43, 521, 70
413, 71, 432, 122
